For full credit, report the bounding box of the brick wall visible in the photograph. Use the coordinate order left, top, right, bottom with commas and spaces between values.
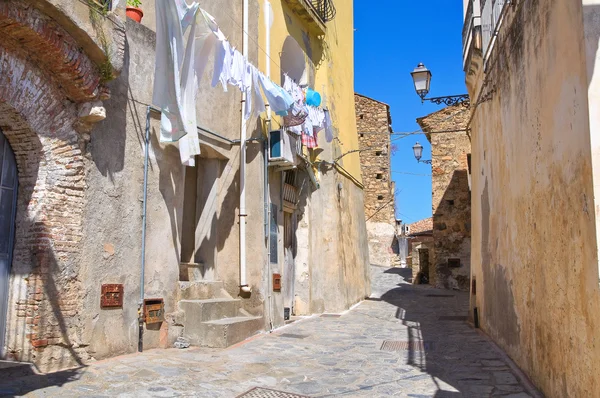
355, 94, 394, 224
0, 1, 110, 370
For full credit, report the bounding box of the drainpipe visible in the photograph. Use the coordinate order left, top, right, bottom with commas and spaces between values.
265, 0, 274, 330
239, 0, 251, 294
138, 105, 151, 352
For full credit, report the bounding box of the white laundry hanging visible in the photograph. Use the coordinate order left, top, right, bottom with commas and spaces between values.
153, 0, 201, 166
258, 72, 294, 115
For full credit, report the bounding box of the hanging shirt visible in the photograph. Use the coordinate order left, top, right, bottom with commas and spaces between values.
249, 66, 266, 119
258, 72, 294, 115
153, 0, 201, 166
229, 49, 247, 91
212, 40, 233, 92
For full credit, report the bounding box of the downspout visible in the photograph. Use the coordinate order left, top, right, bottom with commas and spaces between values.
138, 105, 151, 352
239, 0, 252, 294
265, 0, 274, 330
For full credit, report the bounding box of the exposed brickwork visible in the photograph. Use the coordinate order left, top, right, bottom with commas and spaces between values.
355, 94, 394, 223
0, 34, 88, 370
417, 104, 471, 291
0, 0, 103, 102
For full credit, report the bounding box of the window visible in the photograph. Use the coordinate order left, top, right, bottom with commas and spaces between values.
375, 151, 382, 156
359, 114, 364, 119
360, 133, 364, 138
378, 195, 384, 200
446, 199, 454, 206
376, 173, 383, 180
448, 258, 461, 268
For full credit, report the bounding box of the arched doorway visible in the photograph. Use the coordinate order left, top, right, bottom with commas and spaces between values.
0, 129, 17, 357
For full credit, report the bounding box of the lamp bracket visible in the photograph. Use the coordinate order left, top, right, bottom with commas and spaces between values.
424, 94, 470, 107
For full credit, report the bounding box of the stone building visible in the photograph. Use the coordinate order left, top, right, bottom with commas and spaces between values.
0, 0, 370, 372
463, 0, 600, 395
354, 93, 398, 267
406, 218, 434, 284
416, 105, 471, 290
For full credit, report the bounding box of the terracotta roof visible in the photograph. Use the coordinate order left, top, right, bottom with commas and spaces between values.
408, 217, 433, 235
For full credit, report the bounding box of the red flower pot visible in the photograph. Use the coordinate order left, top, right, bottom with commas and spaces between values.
126, 7, 143, 23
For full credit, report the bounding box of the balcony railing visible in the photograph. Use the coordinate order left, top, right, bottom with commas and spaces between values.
284, 0, 336, 33
307, 0, 336, 23
481, 0, 509, 61
462, 0, 481, 71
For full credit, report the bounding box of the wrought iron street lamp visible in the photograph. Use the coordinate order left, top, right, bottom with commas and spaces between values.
412, 142, 431, 165
410, 63, 469, 106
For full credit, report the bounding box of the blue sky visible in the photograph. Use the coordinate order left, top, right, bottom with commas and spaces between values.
354, 0, 467, 224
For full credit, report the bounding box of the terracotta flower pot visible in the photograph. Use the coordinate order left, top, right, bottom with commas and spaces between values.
126, 7, 143, 23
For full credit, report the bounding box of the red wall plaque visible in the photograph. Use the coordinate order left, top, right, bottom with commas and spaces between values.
101, 284, 124, 308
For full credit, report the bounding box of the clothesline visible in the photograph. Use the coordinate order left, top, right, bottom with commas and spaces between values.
153, 0, 332, 166
220, 3, 295, 80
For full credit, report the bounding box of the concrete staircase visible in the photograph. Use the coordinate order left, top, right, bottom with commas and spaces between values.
167, 280, 263, 348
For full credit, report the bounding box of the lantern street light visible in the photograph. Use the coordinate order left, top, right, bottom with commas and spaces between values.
412, 142, 431, 165
410, 63, 469, 107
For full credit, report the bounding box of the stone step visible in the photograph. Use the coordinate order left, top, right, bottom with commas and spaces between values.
177, 280, 229, 300
199, 316, 264, 348
179, 298, 241, 323
179, 262, 216, 283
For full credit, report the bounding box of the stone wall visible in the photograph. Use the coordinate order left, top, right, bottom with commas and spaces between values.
0, 0, 124, 370
417, 105, 471, 291
467, 0, 600, 395
355, 94, 394, 223
354, 93, 397, 268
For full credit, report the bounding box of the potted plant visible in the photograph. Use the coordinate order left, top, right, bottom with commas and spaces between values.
126, 0, 143, 23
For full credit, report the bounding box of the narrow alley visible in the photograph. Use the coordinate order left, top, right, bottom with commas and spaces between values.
0, 266, 540, 397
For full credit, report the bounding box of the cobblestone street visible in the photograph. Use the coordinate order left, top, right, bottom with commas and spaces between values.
0, 266, 540, 397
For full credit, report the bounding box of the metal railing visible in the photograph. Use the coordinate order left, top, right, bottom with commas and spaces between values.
283, 183, 299, 206
462, 0, 482, 70
481, 0, 509, 60
306, 0, 336, 23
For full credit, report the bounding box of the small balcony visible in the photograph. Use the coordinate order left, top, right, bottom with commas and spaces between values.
462, 0, 482, 73
284, 0, 336, 35
283, 183, 300, 212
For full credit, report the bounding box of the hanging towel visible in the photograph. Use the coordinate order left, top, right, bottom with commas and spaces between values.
153, 0, 200, 150
249, 66, 266, 118
258, 72, 294, 116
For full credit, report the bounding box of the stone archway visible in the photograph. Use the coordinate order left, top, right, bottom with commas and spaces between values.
0, 0, 124, 371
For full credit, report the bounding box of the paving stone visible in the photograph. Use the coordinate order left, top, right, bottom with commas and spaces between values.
0, 266, 541, 398
494, 371, 519, 385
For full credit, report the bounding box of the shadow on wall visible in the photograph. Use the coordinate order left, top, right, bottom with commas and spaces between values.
2, 114, 87, 372
433, 169, 471, 291
148, 118, 264, 273
90, 38, 130, 180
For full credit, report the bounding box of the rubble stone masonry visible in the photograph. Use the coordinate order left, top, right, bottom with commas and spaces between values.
355, 93, 397, 267
417, 105, 471, 290
355, 94, 394, 224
